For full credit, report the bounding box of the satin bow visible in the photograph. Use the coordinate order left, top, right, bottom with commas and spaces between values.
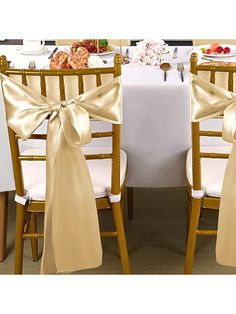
0, 73, 122, 274
191, 73, 236, 266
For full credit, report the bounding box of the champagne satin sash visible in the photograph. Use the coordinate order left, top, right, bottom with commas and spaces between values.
0, 73, 122, 274
191, 73, 236, 266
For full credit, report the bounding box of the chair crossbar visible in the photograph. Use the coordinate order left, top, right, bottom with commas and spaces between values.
19, 155, 46, 161
199, 131, 222, 137
199, 152, 229, 159
85, 153, 112, 160
5, 68, 115, 76
196, 230, 217, 236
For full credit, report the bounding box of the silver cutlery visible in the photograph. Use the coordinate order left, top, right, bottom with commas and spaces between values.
7, 61, 15, 69
160, 62, 171, 81
172, 47, 178, 59
28, 60, 36, 69
177, 63, 184, 82
48, 47, 58, 59
201, 56, 218, 62
122, 48, 130, 64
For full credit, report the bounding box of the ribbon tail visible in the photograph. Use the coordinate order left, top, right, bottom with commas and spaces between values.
40, 118, 102, 274
216, 144, 236, 266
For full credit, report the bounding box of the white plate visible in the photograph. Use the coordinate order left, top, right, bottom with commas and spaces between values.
91, 46, 119, 56
194, 44, 236, 58
65, 45, 119, 55
203, 52, 236, 58
17, 47, 50, 56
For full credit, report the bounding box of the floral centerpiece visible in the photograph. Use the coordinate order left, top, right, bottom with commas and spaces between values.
132, 39, 168, 66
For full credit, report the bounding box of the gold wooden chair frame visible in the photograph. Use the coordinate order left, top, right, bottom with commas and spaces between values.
0, 54, 131, 274
184, 52, 236, 274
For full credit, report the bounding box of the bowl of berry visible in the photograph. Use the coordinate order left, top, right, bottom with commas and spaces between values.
200, 43, 236, 58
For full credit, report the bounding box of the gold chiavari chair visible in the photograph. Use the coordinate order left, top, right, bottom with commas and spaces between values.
0, 54, 131, 274
184, 52, 236, 274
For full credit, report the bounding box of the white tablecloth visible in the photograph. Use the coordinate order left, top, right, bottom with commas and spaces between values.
0, 45, 230, 191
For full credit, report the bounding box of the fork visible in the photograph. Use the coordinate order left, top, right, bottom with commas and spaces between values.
125, 48, 130, 59
28, 60, 36, 69
172, 47, 178, 59
177, 63, 184, 82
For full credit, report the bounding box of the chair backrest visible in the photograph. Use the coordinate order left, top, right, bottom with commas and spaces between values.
0, 54, 122, 199
193, 39, 236, 46
55, 39, 130, 46
190, 52, 236, 192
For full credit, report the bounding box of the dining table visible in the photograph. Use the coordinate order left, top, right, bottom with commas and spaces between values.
0, 43, 232, 260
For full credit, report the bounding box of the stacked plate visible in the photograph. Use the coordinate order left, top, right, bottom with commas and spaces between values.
17, 47, 50, 56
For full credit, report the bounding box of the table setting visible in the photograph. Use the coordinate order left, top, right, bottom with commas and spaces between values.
3, 39, 190, 83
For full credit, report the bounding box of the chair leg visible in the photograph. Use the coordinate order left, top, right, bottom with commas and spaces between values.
127, 187, 134, 220
186, 191, 192, 237
14, 203, 26, 274
30, 213, 39, 262
121, 193, 125, 220
0, 191, 8, 262
184, 198, 202, 274
111, 201, 131, 274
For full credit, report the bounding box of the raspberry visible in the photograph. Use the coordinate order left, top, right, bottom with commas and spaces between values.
215, 46, 224, 54
223, 47, 231, 54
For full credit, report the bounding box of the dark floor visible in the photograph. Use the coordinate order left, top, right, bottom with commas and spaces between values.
1, 187, 236, 275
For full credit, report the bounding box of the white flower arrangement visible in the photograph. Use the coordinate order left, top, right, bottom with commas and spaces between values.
132, 39, 168, 66
88, 56, 104, 68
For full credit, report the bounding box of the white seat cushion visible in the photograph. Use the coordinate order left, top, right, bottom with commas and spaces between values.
21, 147, 127, 201
186, 145, 232, 198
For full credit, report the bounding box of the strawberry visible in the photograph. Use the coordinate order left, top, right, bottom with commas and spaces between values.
215, 46, 224, 54
206, 48, 212, 54
223, 47, 231, 54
